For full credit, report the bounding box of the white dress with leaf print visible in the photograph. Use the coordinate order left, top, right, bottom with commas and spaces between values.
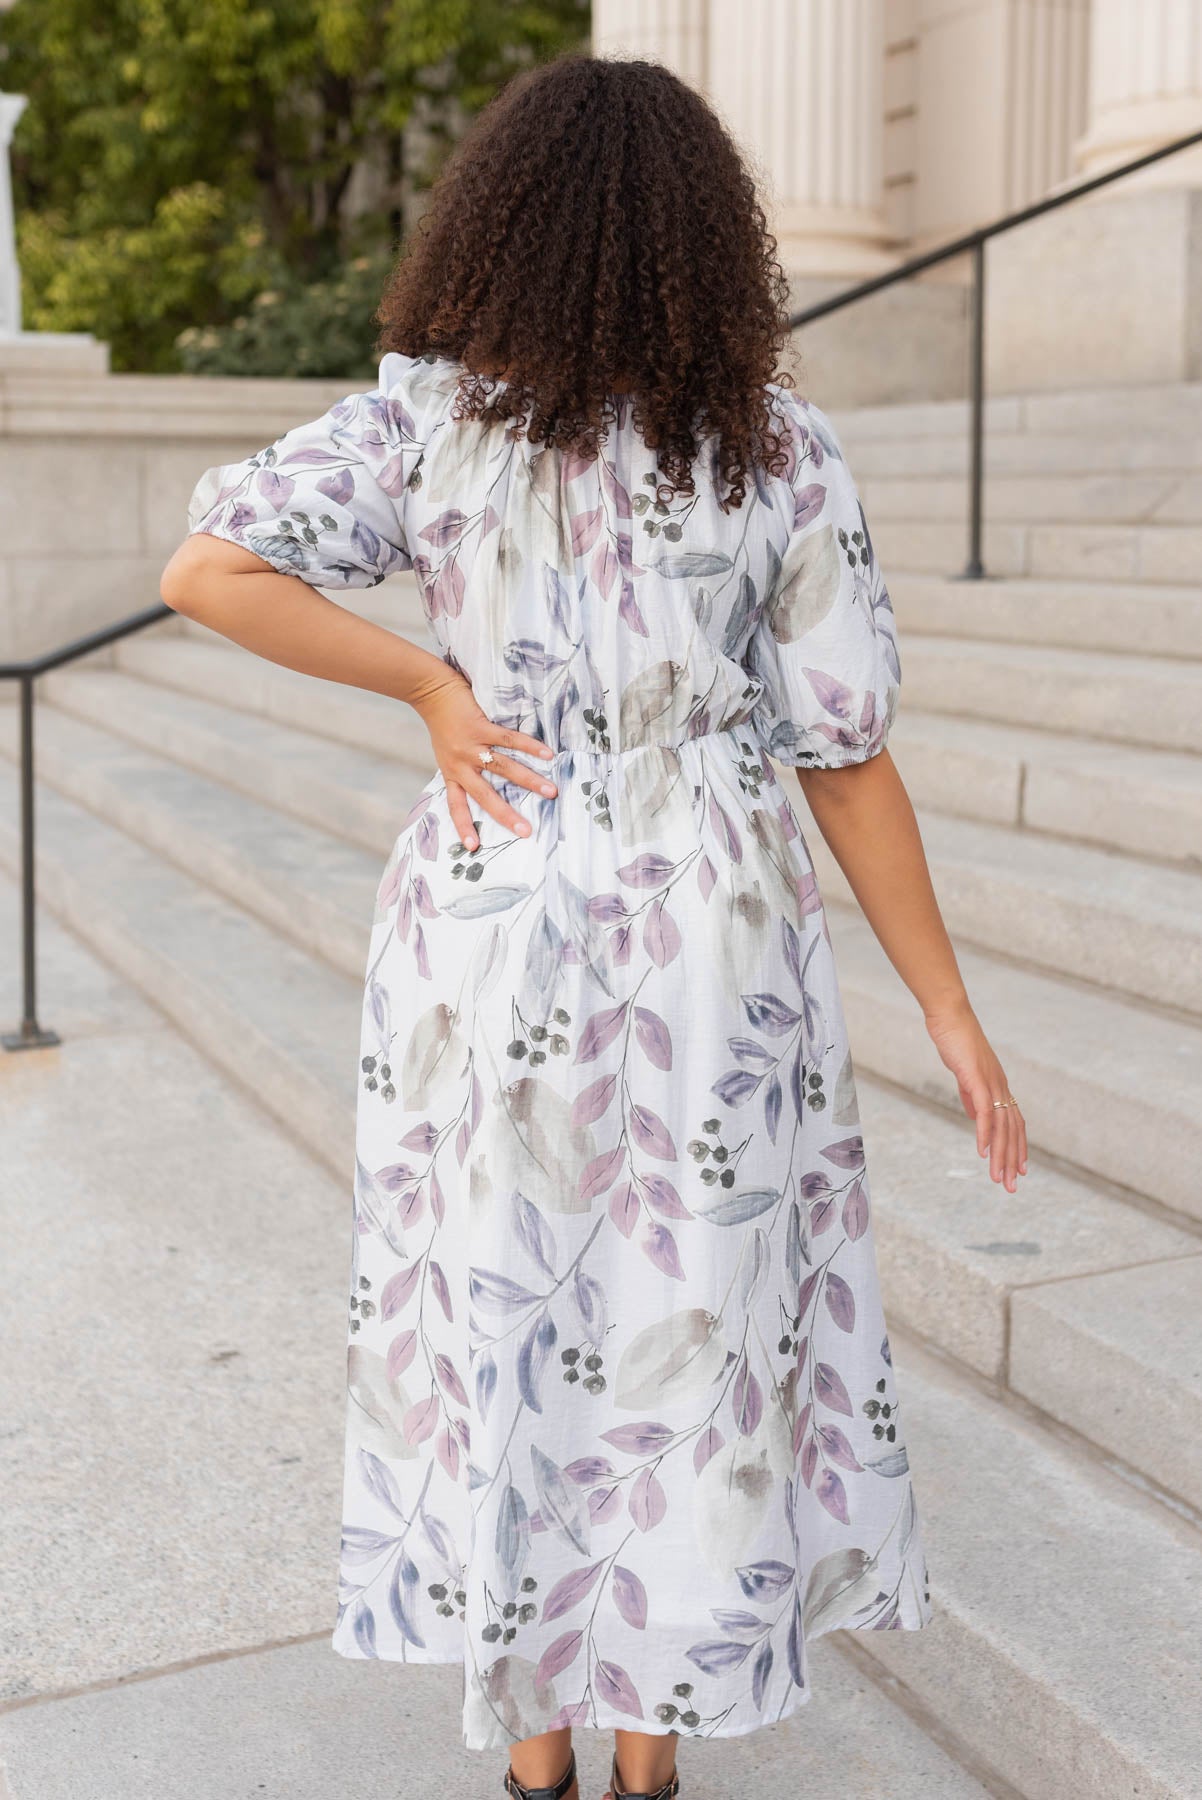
187, 350, 933, 1752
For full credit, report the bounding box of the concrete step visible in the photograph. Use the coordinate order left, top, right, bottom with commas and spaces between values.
860, 1335, 1202, 1800
822, 900, 1202, 1226
840, 428, 1202, 480
2, 704, 392, 982
807, 803, 1202, 1016
872, 514, 1202, 583
863, 468, 1202, 527
899, 635, 1202, 753
41, 665, 429, 856
887, 711, 1202, 868
835, 379, 1202, 441
890, 571, 1202, 659
0, 777, 359, 1178
115, 630, 436, 764
859, 1079, 1202, 1505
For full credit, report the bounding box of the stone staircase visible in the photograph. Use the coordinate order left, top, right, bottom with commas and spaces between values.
2, 378, 1201, 1798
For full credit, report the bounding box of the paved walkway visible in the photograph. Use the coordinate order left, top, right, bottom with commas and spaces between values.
0, 874, 988, 1798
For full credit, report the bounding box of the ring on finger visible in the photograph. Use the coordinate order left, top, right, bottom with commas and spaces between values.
991, 1095, 1018, 1109
478, 746, 495, 766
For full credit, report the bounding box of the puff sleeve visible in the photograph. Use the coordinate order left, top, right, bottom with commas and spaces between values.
185, 352, 441, 589
743, 399, 901, 768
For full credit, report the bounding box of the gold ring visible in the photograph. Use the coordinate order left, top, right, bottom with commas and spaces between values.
991, 1096, 1017, 1109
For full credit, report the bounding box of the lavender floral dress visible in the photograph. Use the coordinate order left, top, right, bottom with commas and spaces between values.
187, 351, 932, 1751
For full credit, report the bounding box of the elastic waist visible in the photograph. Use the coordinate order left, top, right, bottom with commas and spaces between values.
521, 720, 757, 765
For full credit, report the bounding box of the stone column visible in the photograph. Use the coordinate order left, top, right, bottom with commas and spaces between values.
591, 0, 709, 92
0, 92, 28, 335
1074, 0, 1202, 182
705, 0, 894, 276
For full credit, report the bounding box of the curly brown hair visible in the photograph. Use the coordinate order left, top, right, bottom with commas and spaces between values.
374, 52, 798, 511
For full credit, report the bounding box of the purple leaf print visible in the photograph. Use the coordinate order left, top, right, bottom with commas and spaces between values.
815, 1467, 850, 1525
698, 853, 718, 900
517, 1310, 558, 1413
589, 1483, 624, 1525
389, 1550, 426, 1648
801, 1435, 818, 1488
581, 1145, 626, 1203
842, 1175, 870, 1240
804, 667, 856, 721
618, 852, 675, 888
386, 1330, 416, 1380
428, 1261, 453, 1322
814, 1361, 854, 1417
255, 468, 294, 511
859, 689, 877, 736
734, 1357, 763, 1435
317, 467, 354, 507
350, 518, 382, 568
379, 1263, 421, 1321
793, 482, 827, 529
514, 1192, 558, 1278
573, 1269, 608, 1346
429, 555, 465, 618
786, 1597, 805, 1688
433, 1353, 468, 1407
641, 1221, 685, 1281
752, 1640, 774, 1709
573, 1072, 618, 1127
400, 1120, 438, 1153
417, 508, 469, 547
574, 1002, 629, 1063
629, 1104, 676, 1161
694, 1424, 724, 1473
824, 1272, 856, 1332
712, 1066, 762, 1107
564, 1455, 616, 1485
730, 1035, 776, 1070
541, 1562, 606, 1623
643, 896, 682, 968
686, 1639, 753, 1676
609, 1181, 639, 1238
356, 1448, 405, 1517
797, 1269, 822, 1318
633, 1007, 674, 1071
375, 454, 409, 497
495, 1482, 531, 1579
402, 1396, 439, 1446
469, 1269, 540, 1314
415, 810, 439, 862
817, 1424, 863, 1472
641, 1174, 691, 1219
711, 1609, 769, 1639
765, 1074, 782, 1142
536, 1630, 585, 1686
629, 1465, 668, 1532
594, 1659, 644, 1719
742, 992, 802, 1035
822, 1135, 865, 1169
735, 1560, 794, 1600
707, 792, 742, 861
429, 1167, 445, 1226
435, 1425, 460, 1480
810, 1194, 837, 1235
602, 1421, 674, 1455
571, 507, 603, 554
619, 580, 649, 635
591, 536, 619, 599
612, 1565, 649, 1630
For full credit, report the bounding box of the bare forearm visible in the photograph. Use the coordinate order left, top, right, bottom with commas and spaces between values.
160, 533, 453, 712
794, 749, 970, 1022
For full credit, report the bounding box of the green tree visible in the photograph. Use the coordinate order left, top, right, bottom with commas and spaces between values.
1, 0, 589, 372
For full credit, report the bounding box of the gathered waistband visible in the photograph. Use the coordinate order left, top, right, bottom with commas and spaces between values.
513, 721, 760, 765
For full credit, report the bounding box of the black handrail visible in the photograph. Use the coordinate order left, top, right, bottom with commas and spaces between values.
788, 125, 1202, 579
2, 601, 172, 1049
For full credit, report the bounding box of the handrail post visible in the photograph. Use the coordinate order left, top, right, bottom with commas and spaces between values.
3, 672, 60, 1051
963, 237, 987, 580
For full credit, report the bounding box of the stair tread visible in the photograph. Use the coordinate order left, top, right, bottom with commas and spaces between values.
826, 899, 1202, 1224
864, 1337, 1202, 1799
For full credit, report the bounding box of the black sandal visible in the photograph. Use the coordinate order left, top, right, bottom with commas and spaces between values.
605, 1751, 680, 1800
502, 1747, 578, 1800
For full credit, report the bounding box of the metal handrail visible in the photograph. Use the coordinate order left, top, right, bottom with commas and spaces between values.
788, 125, 1202, 579
2, 601, 172, 1049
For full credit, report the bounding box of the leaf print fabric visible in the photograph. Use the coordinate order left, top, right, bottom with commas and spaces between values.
187, 350, 932, 1751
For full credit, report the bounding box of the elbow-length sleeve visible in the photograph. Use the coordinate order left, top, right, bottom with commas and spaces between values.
185, 351, 442, 589
743, 398, 901, 769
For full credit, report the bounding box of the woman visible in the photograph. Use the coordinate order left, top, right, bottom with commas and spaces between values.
161, 50, 1025, 1800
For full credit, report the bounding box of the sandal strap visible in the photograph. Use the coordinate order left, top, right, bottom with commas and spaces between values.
503, 1747, 577, 1800
610, 1751, 680, 1800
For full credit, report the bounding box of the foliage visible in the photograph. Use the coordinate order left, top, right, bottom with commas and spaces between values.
0, 0, 590, 373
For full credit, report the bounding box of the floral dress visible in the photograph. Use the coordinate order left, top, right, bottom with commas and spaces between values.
187, 351, 933, 1752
